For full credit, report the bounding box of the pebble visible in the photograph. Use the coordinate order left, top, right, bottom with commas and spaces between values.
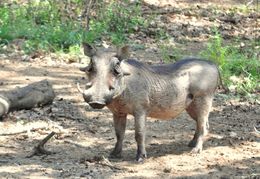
22, 55, 30, 61
229, 131, 237, 138
163, 167, 172, 173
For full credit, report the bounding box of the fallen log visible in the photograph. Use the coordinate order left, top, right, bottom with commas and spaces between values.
0, 80, 55, 118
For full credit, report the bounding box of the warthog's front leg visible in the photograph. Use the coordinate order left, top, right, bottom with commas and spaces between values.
110, 113, 127, 158
134, 111, 147, 162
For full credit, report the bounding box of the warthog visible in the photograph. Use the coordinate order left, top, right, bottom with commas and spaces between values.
78, 43, 220, 162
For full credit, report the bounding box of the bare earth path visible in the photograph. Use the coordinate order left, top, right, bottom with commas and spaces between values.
0, 50, 259, 179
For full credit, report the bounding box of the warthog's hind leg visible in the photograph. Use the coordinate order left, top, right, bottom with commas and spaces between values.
186, 95, 213, 153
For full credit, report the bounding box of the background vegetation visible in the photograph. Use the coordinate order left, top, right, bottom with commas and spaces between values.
0, 0, 259, 97
0, 0, 145, 53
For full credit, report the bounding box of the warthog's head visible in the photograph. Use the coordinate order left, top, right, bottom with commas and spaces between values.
78, 43, 130, 109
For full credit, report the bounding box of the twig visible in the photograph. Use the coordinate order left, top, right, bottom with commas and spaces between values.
254, 126, 260, 134
0, 160, 9, 164
0, 144, 15, 148
228, 139, 236, 148
246, 0, 254, 6
81, 0, 94, 31
54, 113, 85, 121
54, 113, 96, 133
84, 155, 127, 171
27, 131, 56, 158
0, 127, 47, 136
64, 139, 87, 149
98, 156, 127, 171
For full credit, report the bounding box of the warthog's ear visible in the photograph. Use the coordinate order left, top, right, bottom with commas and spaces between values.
82, 43, 96, 57
120, 59, 131, 76
116, 46, 130, 61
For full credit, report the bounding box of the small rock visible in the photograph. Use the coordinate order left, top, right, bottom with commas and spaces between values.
229, 131, 237, 137
51, 107, 59, 113
80, 172, 90, 177
145, 47, 157, 53
163, 167, 172, 173
129, 0, 139, 3
22, 55, 30, 61
0, 54, 7, 58
240, 42, 245, 48
200, 10, 209, 17
149, 20, 157, 28
254, 108, 260, 114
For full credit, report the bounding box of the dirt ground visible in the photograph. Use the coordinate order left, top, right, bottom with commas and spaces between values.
0, 0, 259, 178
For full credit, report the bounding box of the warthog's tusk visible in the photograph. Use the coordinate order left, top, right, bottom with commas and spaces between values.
77, 83, 84, 94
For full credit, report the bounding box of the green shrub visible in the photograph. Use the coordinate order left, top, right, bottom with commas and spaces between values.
158, 44, 183, 63
25, 1, 61, 25
0, 2, 84, 53
0, 0, 145, 52
222, 50, 259, 94
201, 32, 259, 95
83, 0, 145, 46
200, 31, 229, 68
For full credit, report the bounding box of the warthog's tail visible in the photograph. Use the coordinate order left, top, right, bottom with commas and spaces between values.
217, 68, 229, 93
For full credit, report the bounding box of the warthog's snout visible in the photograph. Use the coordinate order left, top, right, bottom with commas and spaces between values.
88, 101, 106, 109
82, 90, 110, 109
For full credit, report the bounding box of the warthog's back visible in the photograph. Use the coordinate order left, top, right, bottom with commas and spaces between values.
111, 58, 219, 119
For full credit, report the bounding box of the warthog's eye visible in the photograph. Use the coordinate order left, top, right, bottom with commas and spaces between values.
80, 64, 94, 74
88, 66, 94, 73
113, 65, 120, 76
85, 62, 95, 74
111, 57, 122, 76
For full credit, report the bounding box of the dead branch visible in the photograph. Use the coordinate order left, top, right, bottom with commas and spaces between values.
82, 155, 128, 171
54, 113, 85, 121
0, 80, 55, 118
85, 155, 127, 171
0, 144, 16, 148
64, 139, 87, 149
254, 126, 260, 134
246, 0, 254, 6
27, 131, 56, 158
98, 156, 127, 171
81, 0, 94, 31
0, 127, 47, 136
228, 139, 236, 148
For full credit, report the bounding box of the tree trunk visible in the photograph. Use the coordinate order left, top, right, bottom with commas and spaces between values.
0, 80, 55, 118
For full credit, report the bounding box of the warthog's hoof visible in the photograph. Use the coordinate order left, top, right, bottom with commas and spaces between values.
109, 151, 122, 159
190, 146, 203, 154
188, 139, 197, 148
136, 153, 147, 163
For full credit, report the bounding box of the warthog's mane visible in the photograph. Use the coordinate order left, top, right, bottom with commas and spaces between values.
124, 58, 216, 76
